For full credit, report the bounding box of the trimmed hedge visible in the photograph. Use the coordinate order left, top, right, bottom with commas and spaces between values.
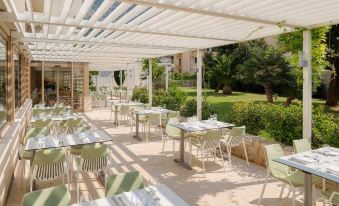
180, 98, 217, 120
232, 102, 339, 147
132, 87, 149, 103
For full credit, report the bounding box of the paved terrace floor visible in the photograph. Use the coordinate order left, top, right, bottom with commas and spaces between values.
7, 108, 326, 206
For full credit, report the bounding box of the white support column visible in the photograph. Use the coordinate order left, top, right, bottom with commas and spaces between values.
165, 65, 169, 91
303, 30, 312, 140
148, 58, 153, 107
197, 49, 202, 120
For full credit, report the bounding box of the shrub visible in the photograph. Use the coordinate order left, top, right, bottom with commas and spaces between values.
232, 102, 339, 147
153, 86, 187, 111
132, 87, 148, 103
180, 98, 217, 120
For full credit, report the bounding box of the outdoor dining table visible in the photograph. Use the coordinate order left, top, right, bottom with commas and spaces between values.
77, 184, 189, 206
25, 129, 112, 151
275, 147, 339, 206
170, 120, 235, 170
110, 101, 144, 126
133, 108, 173, 141
30, 113, 84, 123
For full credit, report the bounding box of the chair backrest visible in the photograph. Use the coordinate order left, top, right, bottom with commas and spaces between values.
187, 116, 198, 122
32, 149, 66, 181
53, 107, 65, 117
293, 139, 311, 153
229, 126, 246, 146
199, 129, 222, 151
22, 185, 71, 206
30, 119, 52, 128
120, 105, 130, 115
148, 113, 161, 126
105, 171, 144, 197
23, 127, 49, 144
168, 111, 179, 119
32, 108, 46, 118
264, 144, 289, 178
61, 118, 84, 133
166, 117, 181, 137
79, 145, 108, 173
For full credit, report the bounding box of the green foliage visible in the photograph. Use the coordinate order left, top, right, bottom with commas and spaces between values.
206, 54, 234, 88
172, 72, 197, 80
89, 70, 99, 92
153, 87, 187, 111
113, 71, 125, 86
237, 44, 292, 87
132, 87, 148, 103
142, 58, 165, 82
180, 98, 217, 120
232, 102, 339, 147
277, 27, 330, 94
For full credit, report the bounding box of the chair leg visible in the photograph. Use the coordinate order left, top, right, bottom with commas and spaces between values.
172, 138, 175, 159
243, 141, 249, 166
279, 183, 286, 199
292, 186, 296, 206
219, 144, 226, 172
162, 137, 166, 152
227, 146, 232, 166
257, 174, 269, 205
201, 148, 206, 177
77, 169, 81, 204
189, 138, 192, 166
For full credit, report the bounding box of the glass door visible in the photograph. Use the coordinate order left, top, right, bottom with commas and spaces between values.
73, 67, 84, 111
44, 67, 57, 106
58, 68, 72, 107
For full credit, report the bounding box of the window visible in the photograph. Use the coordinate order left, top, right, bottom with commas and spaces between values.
179, 58, 182, 66
14, 51, 21, 109
195, 57, 197, 64
0, 34, 7, 126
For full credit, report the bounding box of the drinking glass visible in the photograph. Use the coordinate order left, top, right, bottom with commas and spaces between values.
80, 193, 92, 202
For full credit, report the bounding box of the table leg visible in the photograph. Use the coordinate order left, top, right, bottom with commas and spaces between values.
133, 113, 142, 141
174, 130, 192, 170
304, 172, 312, 206
114, 106, 118, 126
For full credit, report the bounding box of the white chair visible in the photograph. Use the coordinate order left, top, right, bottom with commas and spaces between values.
162, 117, 181, 158
190, 129, 225, 176
145, 113, 163, 141
30, 149, 69, 192
220, 126, 249, 166
76, 144, 109, 203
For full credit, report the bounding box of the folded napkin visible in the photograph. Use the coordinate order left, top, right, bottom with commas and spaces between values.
290, 155, 318, 165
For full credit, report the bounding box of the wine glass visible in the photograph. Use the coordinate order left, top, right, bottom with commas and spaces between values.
80, 192, 92, 202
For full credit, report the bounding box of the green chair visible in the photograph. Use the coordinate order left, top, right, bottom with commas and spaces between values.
220, 126, 248, 166
322, 190, 339, 206
162, 117, 181, 156
60, 118, 84, 134
30, 149, 68, 192
293, 139, 312, 153
22, 185, 71, 206
190, 129, 225, 176
119, 105, 131, 125
105, 171, 144, 197
53, 107, 65, 117
257, 144, 320, 206
76, 144, 108, 203
145, 113, 162, 141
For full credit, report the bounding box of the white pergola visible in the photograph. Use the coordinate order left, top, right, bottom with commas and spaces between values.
1, 0, 339, 147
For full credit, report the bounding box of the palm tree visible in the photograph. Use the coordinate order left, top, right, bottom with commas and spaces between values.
206, 54, 234, 95
237, 45, 292, 103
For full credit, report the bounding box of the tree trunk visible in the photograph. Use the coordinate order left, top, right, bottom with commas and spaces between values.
284, 96, 294, 106
223, 84, 232, 95
263, 83, 273, 103
326, 44, 339, 106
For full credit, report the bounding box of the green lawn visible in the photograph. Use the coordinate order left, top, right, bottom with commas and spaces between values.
181, 87, 339, 122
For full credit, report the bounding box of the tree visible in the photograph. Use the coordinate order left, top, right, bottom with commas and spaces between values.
89, 70, 99, 91
277, 27, 330, 97
326, 25, 339, 106
206, 54, 234, 95
113, 70, 125, 86
237, 44, 292, 103
142, 58, 165, 82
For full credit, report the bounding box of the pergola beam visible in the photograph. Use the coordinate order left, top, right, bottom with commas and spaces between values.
0, 12, 236, 42
115, 0, 299, 28
19, 37, 191, 51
